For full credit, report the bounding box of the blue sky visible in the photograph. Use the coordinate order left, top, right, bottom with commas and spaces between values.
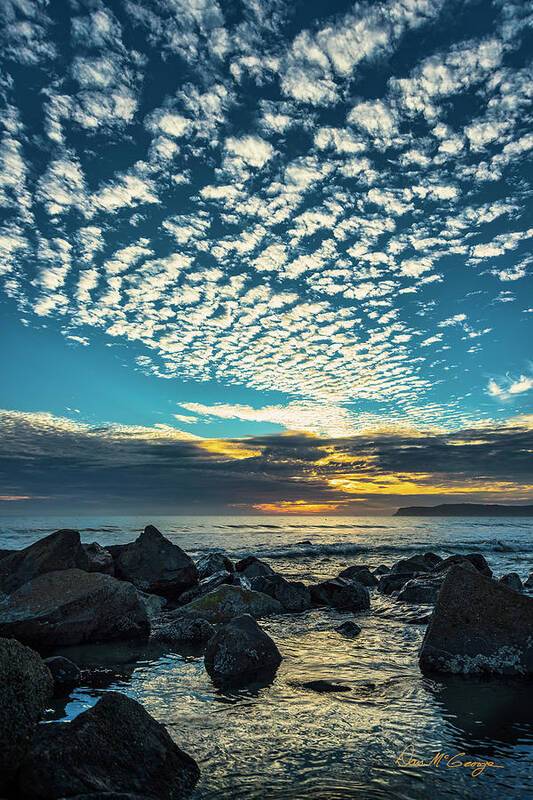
0, 0, 532, 513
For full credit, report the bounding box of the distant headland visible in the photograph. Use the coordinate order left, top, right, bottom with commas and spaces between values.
394, 503, 533, 517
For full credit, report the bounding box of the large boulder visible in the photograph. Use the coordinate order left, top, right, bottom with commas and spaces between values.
234, 556, 275, 580
151, 616, 215, 646
78, 542, 115, 576
310, 577, 370, 611
397, 575, 443, 604
337, 565, 378, 587
0, 637, 53, 793
419, 566, 533, 675
0, 529, 84, 593
249, 574, 311, 612
17, 692, 200, 800
377, 571, 422, 595
196, 552, 234, 579
431, 553, 492, 578
178, 584, 282, 623
390, 553, 441, 574
204, 614, 282, 687
177, 570, 233, 605
113, 525, 198, 600
0, 569, 150, 649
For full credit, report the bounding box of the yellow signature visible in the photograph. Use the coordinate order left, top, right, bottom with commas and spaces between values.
395, 744, 504, 777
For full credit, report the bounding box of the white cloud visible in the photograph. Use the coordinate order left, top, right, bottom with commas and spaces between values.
225, 135, 274, 167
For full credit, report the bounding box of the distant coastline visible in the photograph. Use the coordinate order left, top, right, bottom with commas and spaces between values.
394, 503, 533, 517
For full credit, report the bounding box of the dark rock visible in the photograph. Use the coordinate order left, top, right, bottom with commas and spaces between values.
0, 569, 150, 649
378, 571, 420, 595
419, 566, 533, 675
18, 692, 200, 800
113, 525, 198, 600
373, 564, 390, 575
335, 620, 361, 638
390, 553, 441, 574
498, 572, 523, 592
525, 571, 533, 589
178, 584, 282, 623
78, 542, 115, 576
196, 552, 234, 579
43, 655, 81, 695
178, 570, 233, 605
249, 574, 311, 612
0, 529, 83, 593
431, 553, 492, 578
234, 556, 275, 580
300, 680, 351, 693
61, 794, 152, 800
397, 576, 442, 604
0, 637, 53, 793
204, 614, 281, 687
137, 591, 167, 618
151, 616, 215, 645
310, 578, 370, 611
0, 548, 15, 560
337, 565, 378, 587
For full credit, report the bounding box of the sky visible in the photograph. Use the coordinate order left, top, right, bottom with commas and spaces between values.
0, 0, 532, 515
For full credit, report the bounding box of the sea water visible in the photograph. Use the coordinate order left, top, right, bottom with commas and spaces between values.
1, 515, 532, 799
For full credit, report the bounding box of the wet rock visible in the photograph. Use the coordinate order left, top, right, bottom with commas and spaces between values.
397, 576, 442, 604
0, 569, 150, 649
151, 616, 215, 645
137, 591, 167, 618
18, 692, 200, 800
299, 680, 351, 693
499, 572, 523, 592
43, 655, 81, 696
0, 548, 14, 560
0, 637, 53, 793
378, 571, 421, 595
373, 564, 390, 576
250, 573, 311, 612
310, 577, 370, 612
431, 553, 492, 578
113, 525, 197, 600
61, 794, 152, 800
78, 542, 115, 576
337, 565, 378, 587
419, 566, 533, 675
335, 620, 361, 638
178, 570, 233, 605
178, 584, 282, 623
390, 553, 441, 574
0, 529, 83, 593
196, 552, 234, 579
234, 555, 275, 580
525, 571, 533, 588
204, 614, 282, 687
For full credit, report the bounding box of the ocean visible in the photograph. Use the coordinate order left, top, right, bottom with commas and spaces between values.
1, 515, 532, 800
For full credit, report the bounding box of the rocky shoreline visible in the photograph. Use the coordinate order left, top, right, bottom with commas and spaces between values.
1, 524, 533, 799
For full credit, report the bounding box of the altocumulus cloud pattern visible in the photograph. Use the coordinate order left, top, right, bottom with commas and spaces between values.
0, 0, 532, 447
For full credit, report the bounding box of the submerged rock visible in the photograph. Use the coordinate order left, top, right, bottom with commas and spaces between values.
151, 616, 215, 645
0, 637, 53, 793
337, 565, 378, 587
419, 566, 533, 675
234, 556, 275, 580
499, 573, 523, 592
18, 692, 200, 800
0, 569, 150, 649
250, 573, 311, 612
311, 578, 370, 611
299, 680, 352, 693
178, 570, 233, 605
113, 525, 198, 600
78, 542, 115, 576
179, 584, 282, 623
204, 613, 282, 687
0, 529, 83, 593
43, 655, 81, 696
335, 620, 361, 638
196, 552, 234, 579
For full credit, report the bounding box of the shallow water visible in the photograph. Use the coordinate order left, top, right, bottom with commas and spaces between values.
2, 515, 533, 799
